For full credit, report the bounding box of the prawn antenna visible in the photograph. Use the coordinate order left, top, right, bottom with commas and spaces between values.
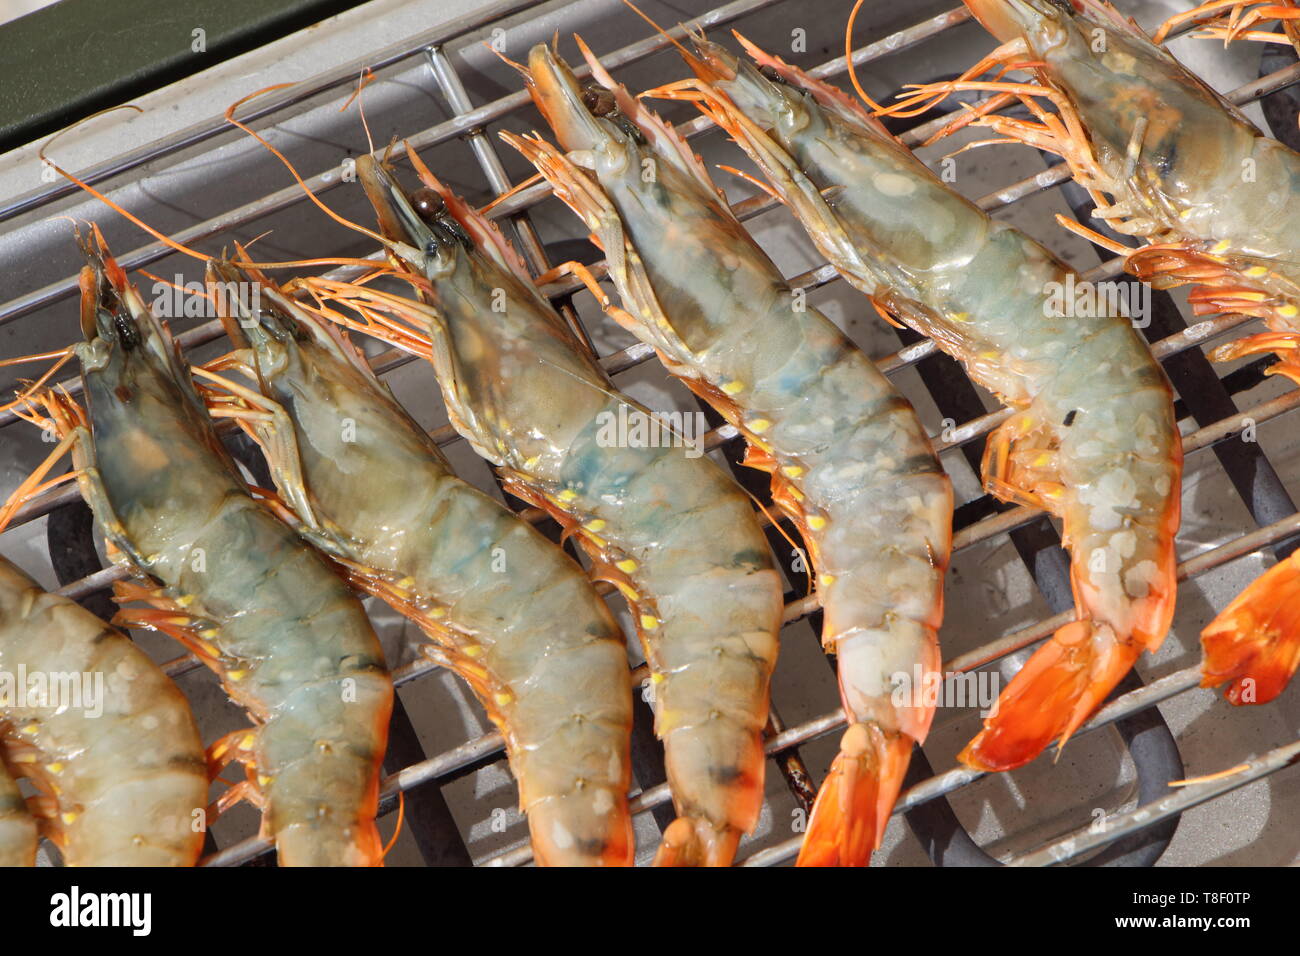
40, 107, 210, 264
845, 0, 889, 113
382, 790, 406, 858
339, 69, 378, 157
225, 84, 392, 249
621, 0, 709, 73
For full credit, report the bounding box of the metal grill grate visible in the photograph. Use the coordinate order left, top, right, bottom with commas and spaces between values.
1, 0, 1299, 867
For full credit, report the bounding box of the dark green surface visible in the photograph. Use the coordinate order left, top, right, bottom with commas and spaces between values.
0, 0, 373, 152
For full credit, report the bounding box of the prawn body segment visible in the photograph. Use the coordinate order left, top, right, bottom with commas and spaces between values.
0, 557, 207, 866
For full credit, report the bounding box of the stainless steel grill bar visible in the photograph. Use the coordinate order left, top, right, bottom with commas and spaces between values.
5, 0, 1298, 867
1007, 737, 1300, 867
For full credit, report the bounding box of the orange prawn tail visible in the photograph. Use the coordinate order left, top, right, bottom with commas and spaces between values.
652, 817, 741, 868
796, 723, 913, 867
959, 620, 1144, 772
1201, 554, 1300, 705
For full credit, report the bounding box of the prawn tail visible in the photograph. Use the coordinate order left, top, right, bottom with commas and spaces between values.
795, 723, 913, 867
1201, 553, 1300, 704
652, 817, 742, 868
959, 619, 1143, 772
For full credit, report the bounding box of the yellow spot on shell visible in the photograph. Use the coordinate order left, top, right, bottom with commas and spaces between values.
494, 692, 514, 707
176, 594, 195, 607
640, 614, 660, 631
749, 418, 771, 434
949, 311, 970, 323
240, 734, 256, 750
616, 559, 639, 574
430, 607, 447, 619
782, 465, 804, 478
463, 645, 482, 658
201, 628, 219, 640
20, 724, 37, 735
1279, 304, 1299, 318
13, 754, 36, 764
558, 488, 578, 502
397, 576, 416, 589
524, 456, 540, 470
1179, 207, 1194, 220
1245, 266, 1268, 278
586, 532, 607, 547
1034, 453, 1053, 467
258, 775, 271, 788
61, 812, 78, 825
46, 762, 64, 774
585, 519, 606, 532
820, 574, 837, 588
1211, 239, 1231, 254
227, 670, 246, 682
651, 672, 665, 684
722, 380, 745, 395
614, 580, 640, 603
807, 515, 827, 531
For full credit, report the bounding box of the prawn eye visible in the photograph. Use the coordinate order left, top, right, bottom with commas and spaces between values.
111, 311, 140, 350
759, 65, 788, 86
410, 187, 446, 224
581, 85, 617, 117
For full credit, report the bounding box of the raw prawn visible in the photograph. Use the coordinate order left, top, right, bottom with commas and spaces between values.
200, 256, 635, 865
905, 0, 1300, 706
21, 228, 393, 866
0, 555, 207, 865
651, 29, 1182, 773
501, 40, 952, 867
309, 152, 784, 867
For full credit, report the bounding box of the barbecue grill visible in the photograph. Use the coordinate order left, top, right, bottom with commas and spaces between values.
0, 0, 1297, 867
